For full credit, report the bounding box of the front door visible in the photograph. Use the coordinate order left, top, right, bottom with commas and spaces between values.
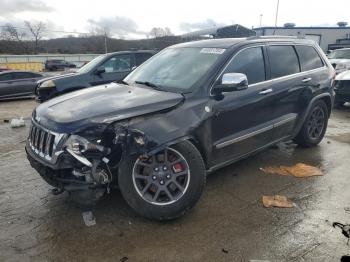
210, 45, 278, 166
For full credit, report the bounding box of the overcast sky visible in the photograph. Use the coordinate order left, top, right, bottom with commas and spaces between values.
0, 0, 349, 39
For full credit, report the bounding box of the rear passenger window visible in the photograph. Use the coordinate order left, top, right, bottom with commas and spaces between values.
269, 46, 300, 78
13, 72, 33, 79
223, 47, 266, 85
135, 53, 153, 66
0, 73, 13, 81
296, 45, 324, 71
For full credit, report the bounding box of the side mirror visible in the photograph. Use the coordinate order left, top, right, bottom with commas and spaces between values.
213, 73, 248, 94
95, 66, 106, 75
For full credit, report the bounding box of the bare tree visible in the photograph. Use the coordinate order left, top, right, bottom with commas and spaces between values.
24, 21, 46, 54
164, 27, 174, 36
149, 27, 174, 38
1, 24, 30, 53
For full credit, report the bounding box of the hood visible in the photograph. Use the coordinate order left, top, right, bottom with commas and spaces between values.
37, 72, 79, 84
335, 70, 350, 81
328, 58, 350, 65
34, 83, 184, 133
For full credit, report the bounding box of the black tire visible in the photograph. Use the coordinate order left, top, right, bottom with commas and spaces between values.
293, 100, 328, 148
334, 101, 345, 108
118, 140, 206, 220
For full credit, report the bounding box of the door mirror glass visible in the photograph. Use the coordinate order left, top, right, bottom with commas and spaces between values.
95, 66, 106, 75
213, 73, 248, 94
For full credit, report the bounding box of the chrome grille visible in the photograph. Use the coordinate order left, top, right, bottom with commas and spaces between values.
28, 119, 68, 164
29, 124, 55, 158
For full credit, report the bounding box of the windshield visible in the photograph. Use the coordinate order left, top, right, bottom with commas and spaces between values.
124, 47, 225, 92
77, 55, 106, 74
328, 49, 350, 59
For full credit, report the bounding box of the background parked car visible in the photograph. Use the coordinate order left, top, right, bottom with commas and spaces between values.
328, 48, 350, 74
36, 50, 156, 102
45, 59, 77, 71
334, 70, 350, 106
0, 71, 44, 100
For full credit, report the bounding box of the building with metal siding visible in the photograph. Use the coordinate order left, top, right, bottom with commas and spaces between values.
253, 26, 350, 51
181, 24, 256, 39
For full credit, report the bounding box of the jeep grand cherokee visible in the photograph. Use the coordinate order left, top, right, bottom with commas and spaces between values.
26, 36, 335, 220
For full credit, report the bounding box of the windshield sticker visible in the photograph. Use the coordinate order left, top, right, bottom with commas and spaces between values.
200, 48, 226, 54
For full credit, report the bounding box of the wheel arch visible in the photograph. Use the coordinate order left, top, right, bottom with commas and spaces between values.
145, 135, 209, 169
292, 93, 332, 138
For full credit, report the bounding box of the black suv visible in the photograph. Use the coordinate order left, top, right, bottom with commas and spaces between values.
26, 37, 335, 220
45, 59, 76, 71
37, 50, 156, 102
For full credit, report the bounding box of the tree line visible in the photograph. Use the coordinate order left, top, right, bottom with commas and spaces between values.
0, 21, 189, 54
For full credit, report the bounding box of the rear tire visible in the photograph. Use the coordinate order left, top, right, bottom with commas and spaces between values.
293, 100, 328, 148
334, 101, 345, 108
118, 141, 206, 220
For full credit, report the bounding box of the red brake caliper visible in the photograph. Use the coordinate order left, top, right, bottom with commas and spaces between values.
172, 163, 183, 173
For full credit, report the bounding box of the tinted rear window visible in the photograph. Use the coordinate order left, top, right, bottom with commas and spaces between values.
0, 73, 13, 81
135, 53, 153, 66
269, 45, 300, 78
296, 45, 324, 71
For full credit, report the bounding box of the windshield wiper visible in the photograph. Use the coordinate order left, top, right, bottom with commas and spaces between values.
135, 80, 159, 89
116, 79, 129, 85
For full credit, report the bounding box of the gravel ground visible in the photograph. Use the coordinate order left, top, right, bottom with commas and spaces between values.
1, 99, 350, 262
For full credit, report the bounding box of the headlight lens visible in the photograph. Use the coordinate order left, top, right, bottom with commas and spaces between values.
40, 80, 55, 89
64, 135, 107, 155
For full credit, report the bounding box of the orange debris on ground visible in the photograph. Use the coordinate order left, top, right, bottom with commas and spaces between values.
262, 195, 295, 208
260, 163, 323, 178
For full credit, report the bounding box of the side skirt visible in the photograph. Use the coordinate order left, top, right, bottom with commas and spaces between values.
206, 135, 291, 174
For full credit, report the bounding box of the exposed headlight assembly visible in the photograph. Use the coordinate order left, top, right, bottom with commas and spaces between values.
64, 135, 110, 167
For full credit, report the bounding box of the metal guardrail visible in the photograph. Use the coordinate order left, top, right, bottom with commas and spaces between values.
0, 54, 101, 72
0, 54, 100, 64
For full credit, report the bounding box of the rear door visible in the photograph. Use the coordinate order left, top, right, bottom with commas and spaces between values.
265, 44, 305, 138
266, 44, 328, 139
91, 54, 134, 85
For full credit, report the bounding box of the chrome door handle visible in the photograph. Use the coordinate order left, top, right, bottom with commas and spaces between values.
302, 77, 312, 83
259, 88, 273, 95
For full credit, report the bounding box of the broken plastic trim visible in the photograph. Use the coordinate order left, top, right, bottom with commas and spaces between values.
66, 148, 93, 167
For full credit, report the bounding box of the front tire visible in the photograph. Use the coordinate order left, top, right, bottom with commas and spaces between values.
293, 100, 328, 147
118, 141, 206, 220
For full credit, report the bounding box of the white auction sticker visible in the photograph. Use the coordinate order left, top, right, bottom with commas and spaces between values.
200, 48, 226, 54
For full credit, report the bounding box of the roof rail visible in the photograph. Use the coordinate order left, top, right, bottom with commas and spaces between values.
247, 35, 305, 40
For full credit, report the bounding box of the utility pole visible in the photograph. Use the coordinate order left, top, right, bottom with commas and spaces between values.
104, 31, 108, 54
259, 14, 263, 27
274, 0, 280, 27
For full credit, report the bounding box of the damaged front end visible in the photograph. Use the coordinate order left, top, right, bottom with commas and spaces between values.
25, 119, 151, 206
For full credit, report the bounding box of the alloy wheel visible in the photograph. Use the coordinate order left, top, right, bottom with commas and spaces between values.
132, 148, 190, 206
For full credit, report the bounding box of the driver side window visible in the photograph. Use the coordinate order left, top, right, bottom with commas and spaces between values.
223, 46, 266, 85
101, 54, 131, 73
